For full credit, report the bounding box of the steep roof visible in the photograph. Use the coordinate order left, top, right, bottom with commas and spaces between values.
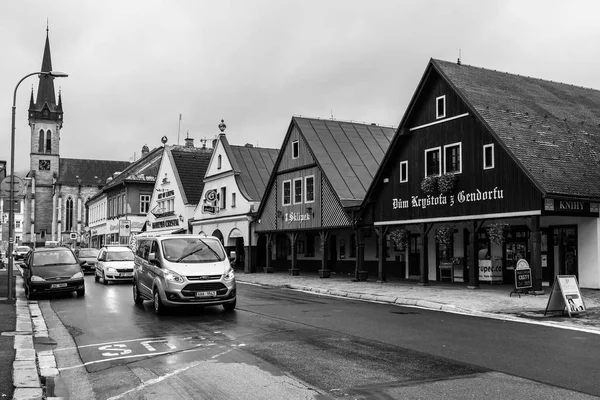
103, 146, 162, 190
294, 117, 395, 206
432, 59, 600, 199
170, 147, 212, 205
57, 159, 131, 186
230, 144, 279, 201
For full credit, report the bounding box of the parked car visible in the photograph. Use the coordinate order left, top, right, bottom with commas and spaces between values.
21, 246, 85, 300
95, 245, 135, 284
13, 246, 32, 261
133, 234, 236, 315
74, 248, 100, 274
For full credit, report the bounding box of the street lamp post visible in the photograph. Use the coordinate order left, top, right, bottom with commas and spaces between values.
7, 70, 67, 302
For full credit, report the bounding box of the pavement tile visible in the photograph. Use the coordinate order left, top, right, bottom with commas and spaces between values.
12, 360, 39, 388
12, 387, 43, 400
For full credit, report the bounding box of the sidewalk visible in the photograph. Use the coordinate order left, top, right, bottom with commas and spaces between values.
236, 271, 600, 334
0, 266, 16, 399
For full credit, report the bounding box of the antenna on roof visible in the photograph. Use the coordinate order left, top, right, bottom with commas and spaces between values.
457, 49, 462, 65
331, 109, 334, 120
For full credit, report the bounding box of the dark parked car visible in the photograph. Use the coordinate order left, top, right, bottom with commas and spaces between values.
74, 248, 100, 274
22, 246, 85, 300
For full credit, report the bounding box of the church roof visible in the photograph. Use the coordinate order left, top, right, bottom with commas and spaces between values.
34, 31, 58, 111
57, 158, 131, 186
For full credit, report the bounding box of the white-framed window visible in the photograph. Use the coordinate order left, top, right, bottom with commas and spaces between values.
231, 192, 236, 208
436, 95, 446, 119
293, 178, 303, 204
483, 144, 495, 170
140, 195, 150, 213
305, 175, 315, 203
292, 140, 299, 159
15, 221, 21, 229
425, 147, 441, 176
220, 187, 227, 209
282, 180, 291, 205
443, 142, 462, 174
399, 161, 408, 183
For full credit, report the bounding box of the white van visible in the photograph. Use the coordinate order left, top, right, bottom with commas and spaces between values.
133, 234, 236, 315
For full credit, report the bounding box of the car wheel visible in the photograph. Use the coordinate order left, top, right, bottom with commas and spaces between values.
153, 290, 166, 315
133, 281, 144, 305
103, 271, 109, 285
223, 299, 236, 312
77, 288, 85, 297
94, 270, 99, 282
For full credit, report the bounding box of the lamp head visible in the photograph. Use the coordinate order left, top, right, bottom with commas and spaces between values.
48, 71, 69, 78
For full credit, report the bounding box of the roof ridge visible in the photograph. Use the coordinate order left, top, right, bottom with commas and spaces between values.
433, 58, 600, 93
292, 115, 395, 128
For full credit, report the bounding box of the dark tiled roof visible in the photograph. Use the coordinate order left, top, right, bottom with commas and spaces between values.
171, 147, 212, 205
433, 59, 600, 199
57, 158, 131, 186
104, 147, 162, 190
294, 117, 395, 206
230, 144, 279, 201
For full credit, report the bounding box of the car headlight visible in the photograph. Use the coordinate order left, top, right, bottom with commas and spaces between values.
106, 267, 117, 273
31, 276, 45, 282
164, 269, 184, 283
71, 272, 84, 279
224, 268, 235, 281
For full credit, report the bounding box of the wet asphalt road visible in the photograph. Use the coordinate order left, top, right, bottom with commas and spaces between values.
40, 274, 600, 399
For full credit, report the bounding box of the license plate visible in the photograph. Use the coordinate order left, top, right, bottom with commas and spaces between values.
195, 291, 216, 298
50, 283, 67, 289
120, 273, 132, 277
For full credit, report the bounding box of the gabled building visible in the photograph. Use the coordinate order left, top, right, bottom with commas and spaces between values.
361, 58, 600, 290
190, 122, 279, 272
86, 145, 162, 247
144, 139, 212, 235
254, 117, 395, 277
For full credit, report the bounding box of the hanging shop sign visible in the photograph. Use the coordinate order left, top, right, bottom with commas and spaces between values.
545, 275, 588, 318
202, 205, 216, 214
392, 187, 505, 211
205, 189, 218, 204
151, 219, 180, 229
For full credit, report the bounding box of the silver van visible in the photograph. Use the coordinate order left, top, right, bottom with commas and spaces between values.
133, 234, 236, 315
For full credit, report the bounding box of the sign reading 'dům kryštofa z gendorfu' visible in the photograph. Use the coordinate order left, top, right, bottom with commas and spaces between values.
545, 275, 588, 318
514, 259, 532, 291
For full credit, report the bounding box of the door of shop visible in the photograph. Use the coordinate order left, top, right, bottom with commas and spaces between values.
408, 234, 420, 277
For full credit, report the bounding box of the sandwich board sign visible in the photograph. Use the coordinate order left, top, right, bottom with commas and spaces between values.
544, 275, 588, 317
510, 259, 532, 297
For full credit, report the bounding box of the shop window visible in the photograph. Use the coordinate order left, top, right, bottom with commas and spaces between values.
444, 142, 462, 174
400, 161, 408, 183
483, 144, 494, 169
293, 178, 302, 204
282, 180, 291, 205
425, 147, 441, 176
436, 95, 446, 119
292, 140, 299, 159
305, 176, 315, 203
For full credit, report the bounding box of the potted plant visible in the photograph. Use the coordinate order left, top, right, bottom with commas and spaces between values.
486, 223, 510, 245
420, 175, 439, 194
389, 228, 409, 251
435, 226, 454, 247
438, 173, 458, 194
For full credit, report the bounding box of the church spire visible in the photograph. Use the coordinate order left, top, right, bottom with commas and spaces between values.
35, 28, 57, 108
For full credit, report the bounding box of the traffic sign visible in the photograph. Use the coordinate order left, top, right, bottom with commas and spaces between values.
0, 175, 26, 198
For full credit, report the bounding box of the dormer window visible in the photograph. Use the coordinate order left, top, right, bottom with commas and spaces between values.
292, 140, 299, 159
436, 95, 446, 119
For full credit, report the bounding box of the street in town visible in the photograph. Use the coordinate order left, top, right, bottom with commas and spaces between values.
12, 271, 600, 400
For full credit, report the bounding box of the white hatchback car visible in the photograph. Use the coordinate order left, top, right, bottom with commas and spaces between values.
94, 245, 135, 284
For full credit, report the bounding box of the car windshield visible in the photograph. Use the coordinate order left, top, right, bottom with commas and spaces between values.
106, 250, 134, 261
162, 237, 225, 263
17, 247, 30, 252
79, 249, 100, 258
32, 250, 77, 266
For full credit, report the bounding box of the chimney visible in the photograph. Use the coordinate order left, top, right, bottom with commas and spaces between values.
185, 137, 194, 147
245, 143, 254, 148
141, 144, 149, 156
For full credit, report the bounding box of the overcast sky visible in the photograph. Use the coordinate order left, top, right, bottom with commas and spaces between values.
2, 0, 600, 174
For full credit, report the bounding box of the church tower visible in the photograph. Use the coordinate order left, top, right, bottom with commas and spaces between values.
25, 27, 63, 243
